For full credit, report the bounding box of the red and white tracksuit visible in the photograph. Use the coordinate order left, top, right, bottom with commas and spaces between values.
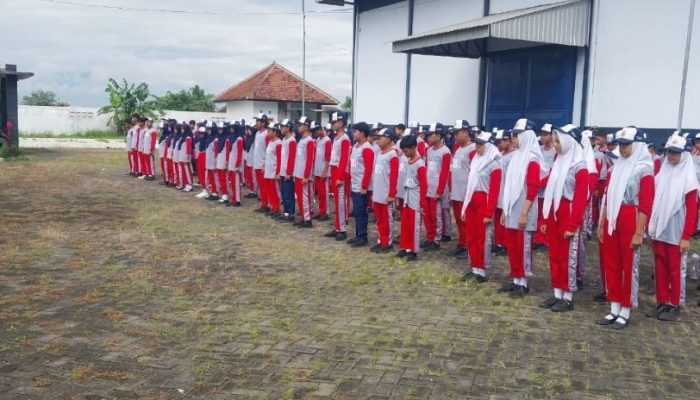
330, 132, 351, 233
464, 160, 502, 274
424, 145, 452, 244
178, 136, 193, 187
159, 135, 170, 183
400, 158, 427, 253
294, 136, 316, 221
205, 137, 219, 194
252, 130, 269, 208
314, 136, 332, 217
264, 138, 283, 213
450, 144, 476, 250
227, 137, 244, 203
504, 161, 540, 280
141, 128, 156, 177
373, 148, 399, 247
216, 136, 232, 198
534, 145, 556, 246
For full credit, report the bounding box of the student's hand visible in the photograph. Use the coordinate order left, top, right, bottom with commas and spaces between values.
303, 178, 309, 184
680, 239, 690, 253
483, 217, 493, 225
387, 197, 394, 203
335, 180, 342, 188
630, 233, 643, 248
597, 226, 604, 243
518, 213, 527, 229
360, 189, 367, 195
540, 225, 547, 235
285, 174, 290, 180
275, 175, 280, 181
564, 231, 575, 239
500, 213, 505, 227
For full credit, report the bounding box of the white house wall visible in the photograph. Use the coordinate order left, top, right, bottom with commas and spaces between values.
355, 1, 408, 123
253, 101, 280, 122
223, 101, 255, 121
408, 0, 483, 124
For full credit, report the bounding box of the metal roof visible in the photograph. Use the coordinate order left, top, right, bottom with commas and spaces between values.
392, 0, 591, 58
0, 65, 34, 81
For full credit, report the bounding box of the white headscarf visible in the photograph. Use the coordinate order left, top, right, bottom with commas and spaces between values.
648, 137, 699, 239
581, 132, 598, 174
461, 142, 501, 216
605, 141, 653, 235
502, 130, 543, 217
542, 131, 584, 219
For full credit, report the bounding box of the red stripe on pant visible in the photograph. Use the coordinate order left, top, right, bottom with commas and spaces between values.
255, 169, 268, 207
494, 208, 506, 248
167, 159, 175, 184
174, 163, 182, 187
400, 206, 419, 252
602, 205, 638, 308
137, 151, 144, 174
465, 192, 488, 268
546, 199, 574, 291
375, 202, 391, 246
424, 197, 439, 242
196, 154, 206, 186
505, 228, 530, 279
206, 169, 218, 194
140, 153, 152, 176
228, 171, 241, 203
181, 163, 192, 186
217, 170, 228, 195
314, 176, 329, 217
266, 178, 281, 213
130, 152, 139, 173
653, 241, 682, 306
295, 178, 313, 221
451, 200, 468, 249
534, 200, 548, 246
333, 180, 350, 232
244, 165, 255, 192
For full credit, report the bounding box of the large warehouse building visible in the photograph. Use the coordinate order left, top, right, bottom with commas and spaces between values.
337, 0, 700, 139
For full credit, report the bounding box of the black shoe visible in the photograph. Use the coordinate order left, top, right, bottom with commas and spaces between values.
324, 230, 338, 237
592, 292, 607, 303
369, 244, 382, 252
551, 299, 574, 312
244, 192, 258, 199
281, 216, 294, 223
509, 285, 529, 298
317, 215, 330, 221
396, 250, 408, 258
375, 245, 393, 254
474, 274, 488, 283
611, 316, 630, 330
293, 220, 303, 226
658, 305, 680, 321
423, 242, 440, 252
538, 296, 559, 309
406, 252, 417, 262
596, 313, 618, 326
441, 236, 452, 243
233, 202, 242, 207
493, 246, 507, 256
335, 232, 347, 241
497, 282, 517, 293
421, 240, 431, 248
646, 304, 667, 319
447, 246, 465, 256
460, 272, 474, 282
225, 202, 233, 207
576, 278, 584, 290
297, 221, 313, 228
351, 239, 368, 247
454, 249, 468, 260
158, 181, 166, 185
393, 237, 401, 245
312, 215, 321, 220
270, 213, 281, 220
346, 237, 358, 246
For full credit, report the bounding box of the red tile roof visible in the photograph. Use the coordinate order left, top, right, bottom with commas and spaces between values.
215, 62, 338, 105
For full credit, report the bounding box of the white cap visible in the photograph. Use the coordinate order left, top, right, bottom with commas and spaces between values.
206, 121, 213, 128
299, 116, 308, 125
310, 121, 320, 130
325, 123, 332, 130
474, 131, 493, 144
267, 121, 276, 129
540, 123, 553, 133
198, 126, 206, 133
281, 118, 290, 126
157, 121, 164, 129
493, 129, 505, 140
454, 120, 468, 130
559, 124, 577, 133
665, 134, 687, 152
582, 129, 593, 138
408, 121, 420, 129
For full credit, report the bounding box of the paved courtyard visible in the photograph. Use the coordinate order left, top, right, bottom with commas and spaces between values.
1, 149, 700, 399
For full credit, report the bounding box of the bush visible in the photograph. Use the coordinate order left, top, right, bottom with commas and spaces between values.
0, 141, 27, 160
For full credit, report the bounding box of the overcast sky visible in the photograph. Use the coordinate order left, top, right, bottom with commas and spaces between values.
1, 0, 353, 107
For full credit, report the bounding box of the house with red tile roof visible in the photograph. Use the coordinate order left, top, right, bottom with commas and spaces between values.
214, 62, 338, 123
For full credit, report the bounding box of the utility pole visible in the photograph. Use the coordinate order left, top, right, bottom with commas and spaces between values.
302, 0, 306, 118
678, 0, 696, 131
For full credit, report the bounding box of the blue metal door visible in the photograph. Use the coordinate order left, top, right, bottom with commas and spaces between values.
485, 46, 577, 131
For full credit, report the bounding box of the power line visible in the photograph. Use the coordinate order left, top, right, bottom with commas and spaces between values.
39, 0, 352, 15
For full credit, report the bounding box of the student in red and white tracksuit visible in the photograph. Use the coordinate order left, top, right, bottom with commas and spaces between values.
140, 119, 157, 180
393, 125, 407, 213
313, 126, 332, 220
460, 131, 502, 283
370, 128, 399, 252
575, 131, 600, 287
136, 118, 147, 177
534, 124, 556, 248
166, 126, 178, 187
648, 134, 698, 321
449, 121, 476, 260
279, 120, 297, 221
396, 135, 427, 261
252, 115, 270, 210
597, 127, 655, 330
325, 114, 351, 240
423, 123, 452, 251
158, 123, 171, 184
294, 120, 317, 228
263, 123, 283, 215
347, 122, 375, 247
226, 125, 244, 207
202, 125, 219, 200
500, 124, 541, 295
243, 125, 257, 196
177, 127, 194, 191
539, 125, 589, 312
216, 126, 233, 204
126, 122, 134, 175
494, 129, 516, 252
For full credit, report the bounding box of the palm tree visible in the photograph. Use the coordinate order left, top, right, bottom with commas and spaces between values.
98, 78, 162, 134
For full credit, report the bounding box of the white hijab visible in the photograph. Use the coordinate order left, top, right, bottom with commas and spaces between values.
581, 133, 598, 174
605, 141, 653, 234
649, 148, 699, 239
542, 132, 584, 219
502, 130, 543, 217
461, 142, 501, 216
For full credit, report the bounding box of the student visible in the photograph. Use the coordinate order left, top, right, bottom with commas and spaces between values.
216, 124, 233, 204
225, 122, 244, 206
201, 122, 219, 200
539, 125, 589, 312
166, 123, 179, 188
194, 125, 208, 194
264, 122, 283, 216
494, 128, 515, 254
126, 120, 135, 176
368, 123, 383, 215
347, 122, 375, 246
449, 120, 476, 260
534, 123, 556, 249
135, 117, 146, 177
394, 124, 409, 217
370, 128, 399, 253
253, 114, 270, 211
313, 121, 332, 221
597, 127, 654, 330
177, 125, 194, 192
243, 122, 257, 198
325, 112, 352, 240
423, 122, 452, 251
576, 130, 599, 287
647, 134, 698, 321
396, 135, 427, 262
499, 119, 542, 295
158, 121, 171, 184
460, 131, 502, 283
648, 143, 661, 175
408, 121, 428, 159
293, 118, 317, 228
279, 119, 297, 220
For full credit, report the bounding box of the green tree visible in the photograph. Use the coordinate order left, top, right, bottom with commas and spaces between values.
22, 90, 66, 106
98, 78, 162, 135
155, 85, 215, 112
341, 96, 352, 112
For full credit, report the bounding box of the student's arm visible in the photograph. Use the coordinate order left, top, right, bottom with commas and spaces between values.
360, 147, 374, 193
418, 165, 428, 210
323, 140, 332, 177
275, 144, 282, 177
681, 190, 698, 253
519, 161, 540, 229
632, 174, 655, 247
565, 169, 590, 234
225, 139, 232, 164
337, 140, 351, 183
484, 168, 502, 223
436, 153, 451, 197
388, 156, 399, 200
286, 140, 297, 177
235, 139, 244, 170
304, 141, 316, 181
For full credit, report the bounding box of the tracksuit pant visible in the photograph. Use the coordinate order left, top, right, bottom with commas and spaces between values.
601, 205, 640, 308
227, 171, 241, 203
136, 151, 144, 175
179, 162, 193, 187
374, 202, 394, 247
315, 176, 329, 217
653, 241, 686, 307
140, 153, 154, 177
505, 228, 534, 279
546, 199, 579, 293
424, 197, 446, 243
244, 164, 256, 193
464, 192, 493, 274
451, 200, 468, 249
333, 181, 350, 233
400, 206, 421, 253
196, 154, 206, 187
534, 199, 548, 246
351, 192, 369, 242
494, 208, 507, 248
266, 178, 281, 213
576, 226, 588, 281
128, 151, 134, 173
167, 159, 175, 185
255, 169, 268, 207
206, 169, 218, 195
217, 170, 228, 196
281, 178, 295, 216
295, 179, 314, 221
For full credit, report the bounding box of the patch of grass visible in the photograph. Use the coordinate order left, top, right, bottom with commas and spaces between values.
137, 356, 153, 365
348, 266, 378, 286
191, 362, 213, 377
32, 377, 55, 387
308, 361, 329, 376
20, 130, 122, 139
94, 369, 130, 381
175, 298, 194, 311
399, 266, 460, 286
102, 308, 125, 322
77, 290, 104, 305
107, 263, 129, 273
418, 364, 446, 377
0, 144, 28, 160
271, 318, 298, 334
70, 363, 95, 381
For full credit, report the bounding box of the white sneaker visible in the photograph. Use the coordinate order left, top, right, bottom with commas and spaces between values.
195, 190, 209, 198
183, 185, 193, 192
221, 195, 229, 201
138, 175, 146, 180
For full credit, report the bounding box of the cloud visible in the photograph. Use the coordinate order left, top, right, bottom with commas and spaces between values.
1, 0, 353, 106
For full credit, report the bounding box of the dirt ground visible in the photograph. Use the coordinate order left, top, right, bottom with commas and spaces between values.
1, 149, 700, 400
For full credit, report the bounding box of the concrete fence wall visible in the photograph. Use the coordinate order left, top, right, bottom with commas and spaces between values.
18, 105, 231, 135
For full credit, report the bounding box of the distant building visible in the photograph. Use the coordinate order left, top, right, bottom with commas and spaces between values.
214, 62, 339, 123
